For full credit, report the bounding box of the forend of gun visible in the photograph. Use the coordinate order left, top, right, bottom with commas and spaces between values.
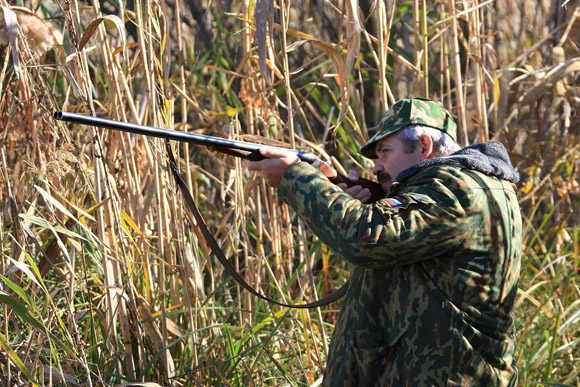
54, 111, 386, 202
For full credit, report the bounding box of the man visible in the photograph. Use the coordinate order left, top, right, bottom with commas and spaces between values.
249, 98, 521, 386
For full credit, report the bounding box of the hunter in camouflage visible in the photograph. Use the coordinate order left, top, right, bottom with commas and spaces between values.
249, 98, 522, 386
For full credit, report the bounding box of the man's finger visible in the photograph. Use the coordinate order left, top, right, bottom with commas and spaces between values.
356, 188, 371, 200
344, 185, 363, 196
357, 189, 372, 204
342, 184, 372, 203
347, 170, 360, 182
349, 187, 371, 202
259, 147, 293, 159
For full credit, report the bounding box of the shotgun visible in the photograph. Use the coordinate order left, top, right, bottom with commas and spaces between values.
53, 111, 385, 202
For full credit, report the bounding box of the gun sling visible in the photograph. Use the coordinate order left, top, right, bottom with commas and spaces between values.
165, 139, 348, 309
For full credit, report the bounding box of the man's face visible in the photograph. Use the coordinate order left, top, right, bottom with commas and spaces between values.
372, 134, 424, 193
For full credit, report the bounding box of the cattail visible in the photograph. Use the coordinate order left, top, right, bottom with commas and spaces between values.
46, 143, 78, 178
27, 143, 78, 179
0, 7, 62, 58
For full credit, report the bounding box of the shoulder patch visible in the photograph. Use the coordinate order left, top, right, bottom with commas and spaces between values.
383, 197, 402, 207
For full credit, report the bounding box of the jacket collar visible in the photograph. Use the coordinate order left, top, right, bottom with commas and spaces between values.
395, 140, 520, 184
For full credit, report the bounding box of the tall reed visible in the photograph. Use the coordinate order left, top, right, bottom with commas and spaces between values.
0, 0, 578, 385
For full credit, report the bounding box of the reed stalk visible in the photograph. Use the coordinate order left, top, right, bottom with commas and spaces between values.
0, 1, 577, 385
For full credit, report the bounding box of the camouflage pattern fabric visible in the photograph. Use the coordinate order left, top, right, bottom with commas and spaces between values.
278, 145, 522, 386
360, 98, 458, 158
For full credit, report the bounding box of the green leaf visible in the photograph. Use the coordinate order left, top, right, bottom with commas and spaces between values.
0, 332, 36, 381
0, 290, 46, 333
6, 251, 41, 288
19, 213, 86, 242
0, 274, 38, 313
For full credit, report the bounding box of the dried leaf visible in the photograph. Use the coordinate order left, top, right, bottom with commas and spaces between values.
281, 26, 350, 127
121, 209, 143, 236
345, 0, 361, 75
135, 294, 176, 376
255, 0, 273, 83
518, 58, 580, 106
309, 40, 349, 128
1, 6, 20, 76
493, 71, 500, 111
79, 15, 127, 62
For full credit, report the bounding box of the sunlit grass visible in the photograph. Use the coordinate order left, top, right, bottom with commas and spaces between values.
0, 0, 578, 385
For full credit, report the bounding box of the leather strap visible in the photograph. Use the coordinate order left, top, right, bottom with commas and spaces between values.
165, 140, 347, 308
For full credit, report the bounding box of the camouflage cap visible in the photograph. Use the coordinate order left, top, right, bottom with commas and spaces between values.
360, 98, 457, 158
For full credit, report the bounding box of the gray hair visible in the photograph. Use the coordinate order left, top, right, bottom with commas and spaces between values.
396, 125, 461, 156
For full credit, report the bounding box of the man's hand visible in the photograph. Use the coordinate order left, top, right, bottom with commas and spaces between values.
337, 170, 372, 203
247, 147, 300, 188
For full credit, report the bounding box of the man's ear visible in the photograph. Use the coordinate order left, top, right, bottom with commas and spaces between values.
419, 134, 435, 160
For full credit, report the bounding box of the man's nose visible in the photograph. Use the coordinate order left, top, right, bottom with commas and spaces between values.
372, 163, 382, 175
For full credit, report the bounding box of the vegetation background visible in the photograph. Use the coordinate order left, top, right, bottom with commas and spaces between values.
0, 0, 578, 385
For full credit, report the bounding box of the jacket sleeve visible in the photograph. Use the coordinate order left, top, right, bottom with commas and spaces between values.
278, 162, 472, 269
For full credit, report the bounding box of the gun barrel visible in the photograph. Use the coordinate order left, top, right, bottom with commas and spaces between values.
54, 111, 319, 163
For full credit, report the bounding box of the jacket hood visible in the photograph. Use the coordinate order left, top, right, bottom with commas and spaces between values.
397, 140, 520, 183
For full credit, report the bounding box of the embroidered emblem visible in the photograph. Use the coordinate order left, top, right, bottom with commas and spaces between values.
383, 198, 402, 206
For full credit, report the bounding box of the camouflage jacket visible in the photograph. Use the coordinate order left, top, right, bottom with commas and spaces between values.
278, 141, 522, 386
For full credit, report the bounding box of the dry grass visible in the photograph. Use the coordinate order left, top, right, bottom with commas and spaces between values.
0, 0, 578, 385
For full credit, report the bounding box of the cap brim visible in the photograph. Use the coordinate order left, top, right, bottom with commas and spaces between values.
360, 125, 407, 158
